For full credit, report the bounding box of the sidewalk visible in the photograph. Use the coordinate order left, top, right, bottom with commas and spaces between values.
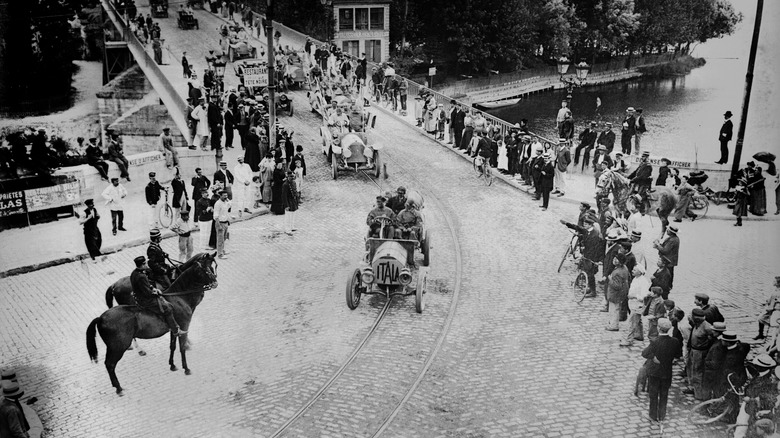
0, 174, 268, 276
370, 103, 780, 222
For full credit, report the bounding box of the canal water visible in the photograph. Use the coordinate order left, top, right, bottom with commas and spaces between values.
485, 0, 780, 165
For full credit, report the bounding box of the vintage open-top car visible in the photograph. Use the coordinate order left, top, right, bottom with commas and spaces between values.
150, 0, 168, 18
219, 25, 258, 62
346, 212, 431, 313
177, 10, 199, 29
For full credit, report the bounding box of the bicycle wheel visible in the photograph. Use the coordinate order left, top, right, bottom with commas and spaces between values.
484, 166, 494, 186
557, 244, 571, 273
688, 396, 731, 425
698, 197, 708, 219
573, 271, 588, 303
159, 204, 174, 228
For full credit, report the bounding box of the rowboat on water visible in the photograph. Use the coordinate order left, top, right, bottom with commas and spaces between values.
475, 98, 521, 109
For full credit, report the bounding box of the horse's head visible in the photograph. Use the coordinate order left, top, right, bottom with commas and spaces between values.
195, 252, 219, 289
596, 170, 613, 197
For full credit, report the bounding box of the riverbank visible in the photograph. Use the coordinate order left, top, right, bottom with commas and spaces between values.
638, 55, 707, 77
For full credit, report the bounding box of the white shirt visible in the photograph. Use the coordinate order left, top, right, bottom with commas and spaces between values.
384, 67, 396, 77
101, 183, 127, 210
213, 198, 232, 222
191, 105, 210, 136
627, 211, 642, 236
631, 242, 647, 271
233, 163, 253, 185
627, 275, 651, 312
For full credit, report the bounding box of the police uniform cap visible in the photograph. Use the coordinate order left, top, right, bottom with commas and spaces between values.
641, 151, 650, 157
149, 228, 161, 239
134, 256, 146, 267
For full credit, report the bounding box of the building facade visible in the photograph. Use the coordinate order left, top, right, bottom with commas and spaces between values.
332, 0, 390, 63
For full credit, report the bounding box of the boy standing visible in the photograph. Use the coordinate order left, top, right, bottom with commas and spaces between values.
171, 210, 194, 261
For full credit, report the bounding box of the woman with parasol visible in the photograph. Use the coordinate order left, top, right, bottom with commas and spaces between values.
753, 151, 777, 215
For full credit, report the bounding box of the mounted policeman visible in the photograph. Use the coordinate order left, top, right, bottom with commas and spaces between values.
129, 255, 185, 336
147, 228, 175, 289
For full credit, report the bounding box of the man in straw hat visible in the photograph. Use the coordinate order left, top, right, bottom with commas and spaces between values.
701, 321, 728, 398
0, 380, 30, 437
641, 318, 681, 422
621, 107, 636, 155
704, 330, 749, 407
745, 354, 779, 418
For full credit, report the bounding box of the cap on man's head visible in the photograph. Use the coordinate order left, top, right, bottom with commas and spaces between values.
558, 138, 567, 143
200, 187, 209, 193
664, 299, 675, 308
1, 381, 24, 398
627, 107, 635, 112
641, 151, 650, 157
376, 195, 386, 202
657, 318, 672, 333
712, 321, 727, 332
590, 121, 596, 126
219, 190, 229, 195
692, 308, 706, 317
163, 127, 170, 131
149, 172, 156, 178
615, 151, 623, 157
580, 202, 591, 209
84, 198, 94, 205
149, 229, 161, 239
695, 292, 710, 301
220, 161, 227, 166
111, 177, 119, 182
606, 122, 613, 126
237, 157, 244, 161
134, 256, 146, 267
397, 186, 406, 193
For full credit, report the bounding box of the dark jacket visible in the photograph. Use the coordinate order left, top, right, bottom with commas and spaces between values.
701, 304, 725, 324
581, 227, 605, 263
145, 181, 163, 205
289, 153, 307, 177
171, 178, 187, 209
207, 103, 223, 128
558, 119, 574, 140
656, 166, 671, 186
628, 162, 653, 186
540, 161, 555, 190
147, 242, 169, 277
642, 335, 682, 379
597, 130, 616, 151
719, 119, 733, 142
191, 175, 210, 200
578, 128, 597, 148
213, 169, 234, 187
622, 115, 636, 136
651, 267, 672, 297
386, 195, 407, 214
195, 197, 213, 222
130, 267, 158, 308
607, 264, 630, 303
0, 397, 29, 438
657, 236, 679, 266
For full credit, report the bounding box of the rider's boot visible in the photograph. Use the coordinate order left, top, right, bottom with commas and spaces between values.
754, 322, 766, 340
165, 313, 187, 336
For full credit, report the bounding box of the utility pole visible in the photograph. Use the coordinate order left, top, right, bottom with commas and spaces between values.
266, 0, 276, 152
731, 0, 763, 186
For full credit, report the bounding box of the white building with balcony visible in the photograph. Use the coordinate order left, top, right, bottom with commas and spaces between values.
332, 0, 390, 63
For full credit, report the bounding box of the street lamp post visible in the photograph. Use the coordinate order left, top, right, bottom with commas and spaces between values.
266, 0, 276, 151
557, 57, 590, 103
213, 58, 227, 94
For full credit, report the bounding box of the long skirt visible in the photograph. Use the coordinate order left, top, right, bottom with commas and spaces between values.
750, 187, 767, 215
271, 185, 285, 214
733, 196, 749, 217
460, 128, 474, 150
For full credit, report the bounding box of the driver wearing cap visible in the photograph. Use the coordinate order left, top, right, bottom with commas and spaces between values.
395, 199, 423, 241
367, 195, 395, 238
386, 186, 408, 214
130, 256, 184, 336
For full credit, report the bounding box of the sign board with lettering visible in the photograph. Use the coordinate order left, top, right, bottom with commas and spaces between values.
244, 66, 269, 88
630, 155, 692, 169
0, 191, 27, 217
24, 182, 81, 212
428, 67, 436, 76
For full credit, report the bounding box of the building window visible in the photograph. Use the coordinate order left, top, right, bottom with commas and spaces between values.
366, 39, 381, 63
339, 8, 353, 31
355, 8, 368, 30
370, 8, 384, 30
342, 40, 359, 58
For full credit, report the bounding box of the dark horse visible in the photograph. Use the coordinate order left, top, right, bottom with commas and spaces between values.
596, 169, 677, 237
104, 253, 212, 355
87, 253, 217, 394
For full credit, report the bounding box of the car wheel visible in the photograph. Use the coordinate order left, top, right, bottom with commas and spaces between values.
346, 269, 362, 310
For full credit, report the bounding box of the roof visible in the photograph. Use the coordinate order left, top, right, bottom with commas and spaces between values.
332, 0, 390, 5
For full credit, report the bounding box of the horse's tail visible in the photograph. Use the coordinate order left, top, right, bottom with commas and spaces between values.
87, 317, 100, 363
105, 285, 114, 309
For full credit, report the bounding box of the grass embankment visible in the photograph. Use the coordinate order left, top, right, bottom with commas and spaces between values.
638, 54, 706, 77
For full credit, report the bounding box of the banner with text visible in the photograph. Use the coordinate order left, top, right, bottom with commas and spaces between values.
24, 182, 82, 212
0, 191, 27, 217
243, 65, 269, 88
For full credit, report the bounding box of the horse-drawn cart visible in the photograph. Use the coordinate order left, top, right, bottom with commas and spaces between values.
346, 216, 431, 313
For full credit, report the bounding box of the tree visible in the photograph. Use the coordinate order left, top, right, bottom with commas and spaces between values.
536, 0, 585, 59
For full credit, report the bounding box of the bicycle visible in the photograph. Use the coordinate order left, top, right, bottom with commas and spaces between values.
702, 185, 736, 206
690, 187, 710, 218
158, 187, 174, 229
572, 257, 597, 303
472, 155, 493, 186
557, 227, 581, 273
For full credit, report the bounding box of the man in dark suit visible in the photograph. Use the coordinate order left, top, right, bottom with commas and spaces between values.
213, 161, 234, 200
597, 122, 616, 153
716, 110, 733, 164
574, 121, 598, 169
191, 167, 210, 203
621, 107, 637, 155
207, 95, 223, 151
450, 104, 465, 148
653, 225, 680, 289
642, 318, 682, 421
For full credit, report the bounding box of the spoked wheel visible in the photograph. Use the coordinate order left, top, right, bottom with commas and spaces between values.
573, 271, 588, 303
557, 244, 571, 273
415, 269, 428, 313
483, 166, 494, 186
346, 269, 362, 310
331, 153, 338, 180
688, 396, 731, 425
693, 195, 709, 219
421, 229, 431, 267
159, 204, 174, 228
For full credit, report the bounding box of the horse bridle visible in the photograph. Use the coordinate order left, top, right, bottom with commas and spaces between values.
160, 259, 218, 296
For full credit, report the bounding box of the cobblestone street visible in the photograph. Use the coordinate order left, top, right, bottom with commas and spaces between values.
2, 3, 780, 437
